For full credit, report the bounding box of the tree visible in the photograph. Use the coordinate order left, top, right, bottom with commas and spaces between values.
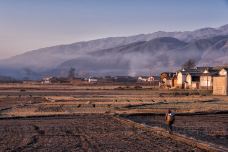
68, 68, 75, 80
181, 59, 196, 70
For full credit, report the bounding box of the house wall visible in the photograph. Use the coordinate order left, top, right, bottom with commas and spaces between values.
186, 75, 192, 85
177, 72, 186, 88
213, 76, 228, 95
186, 75, 201, 89
192, 82, 200, 89
213, 69, 228, 95
200, 76, 212, 89
177, 72, 182, 85
172, 78, 177, 87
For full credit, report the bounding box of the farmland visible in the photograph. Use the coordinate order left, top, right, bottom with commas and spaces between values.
0, 83, 227, 151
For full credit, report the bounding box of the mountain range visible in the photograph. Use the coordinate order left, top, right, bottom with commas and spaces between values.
1, 24, 228, 79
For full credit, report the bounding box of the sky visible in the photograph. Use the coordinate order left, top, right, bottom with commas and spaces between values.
0, 0, 228, 59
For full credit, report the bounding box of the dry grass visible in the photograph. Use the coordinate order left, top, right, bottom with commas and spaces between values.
0, 84, 227, 117
0, 84, 227, 151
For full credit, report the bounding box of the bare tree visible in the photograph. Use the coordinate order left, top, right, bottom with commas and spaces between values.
181, 59, 196, 70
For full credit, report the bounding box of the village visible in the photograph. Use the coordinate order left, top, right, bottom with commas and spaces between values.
0, 65, 227, 151
0, 51, 227, 152
1, 1, 228, 151
161, 66, 228, 95
30, 65, 228, 96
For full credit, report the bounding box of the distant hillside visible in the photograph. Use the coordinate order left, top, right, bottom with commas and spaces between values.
59, 36, 228, 76
0, 24, 228, 79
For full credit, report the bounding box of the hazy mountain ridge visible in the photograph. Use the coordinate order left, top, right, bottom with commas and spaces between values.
0, 24, 228, 79
59, 36, 228, 76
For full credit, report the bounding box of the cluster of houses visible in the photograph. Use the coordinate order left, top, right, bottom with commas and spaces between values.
38, 66, 228, 96
40, 76, 140, 84
137, 76, 160, 82
160, 67, 228, 95
40, 75, 160, 85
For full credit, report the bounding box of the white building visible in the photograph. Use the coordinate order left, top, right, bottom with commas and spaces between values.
213, 68, 228, 95
41, 77, 53, 84
138, 76, 159, 82
177, 69, 188, 88
186, 73, 200, 89
138, 76, 148, 82
88, 78, 98, 83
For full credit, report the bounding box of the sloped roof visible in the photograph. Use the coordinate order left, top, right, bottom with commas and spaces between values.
187, 73, 202, 77
178, 67, 221, 76
200, 72, 218, 76
177, 69, 202, 75
221, 68, 228, 71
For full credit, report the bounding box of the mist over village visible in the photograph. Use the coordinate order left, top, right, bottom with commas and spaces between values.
0, 0, 227, 151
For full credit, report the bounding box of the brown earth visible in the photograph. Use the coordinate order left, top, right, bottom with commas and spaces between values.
0, 89, 227, 117
0, 84, 227, 151
0, 114, 204, 152
125, 114, 228, 148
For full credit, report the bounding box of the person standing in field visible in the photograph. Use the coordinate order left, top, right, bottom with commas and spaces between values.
165, 109, 175, 133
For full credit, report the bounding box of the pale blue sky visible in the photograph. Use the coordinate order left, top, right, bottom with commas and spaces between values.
0, 0, 228, 58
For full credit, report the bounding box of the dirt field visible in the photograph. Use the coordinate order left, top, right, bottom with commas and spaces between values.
0, 89, 227, 117
0, 84, 227, 151
125, 114, 228, 148
0, 115, 205, 152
